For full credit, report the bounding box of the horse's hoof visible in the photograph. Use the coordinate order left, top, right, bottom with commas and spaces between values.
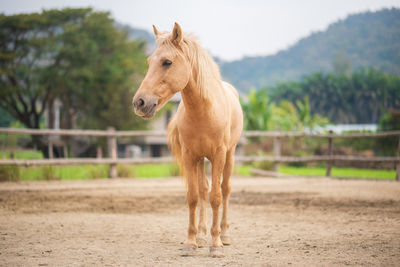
196, 236, 207, 248
221, 235, 232, 246
181, 244, 197, 256
209, 246, 225, 258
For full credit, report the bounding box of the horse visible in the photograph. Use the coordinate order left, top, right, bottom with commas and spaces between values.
132, 22, 243, 257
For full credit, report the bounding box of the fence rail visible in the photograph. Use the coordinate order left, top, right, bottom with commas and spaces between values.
2, 128, 400, 138
1, 127, 400, 180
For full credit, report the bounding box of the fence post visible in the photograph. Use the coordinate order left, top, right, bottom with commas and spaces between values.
107, 127, 117, 178
97, 146, 103, 159
326, 130, 333, 177
396, 137, 400, 181
63, 145, 68, 158
48, 139, 54, 159
273, 136, 281, 172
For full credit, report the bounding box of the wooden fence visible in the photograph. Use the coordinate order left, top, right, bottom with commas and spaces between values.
1, 128, 399, 180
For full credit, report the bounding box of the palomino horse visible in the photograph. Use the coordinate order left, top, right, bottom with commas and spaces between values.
132, 23, 243, 257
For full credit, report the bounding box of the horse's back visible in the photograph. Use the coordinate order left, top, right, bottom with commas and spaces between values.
222, 81, 240, 99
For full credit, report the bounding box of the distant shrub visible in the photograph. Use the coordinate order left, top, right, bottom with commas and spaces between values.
0, 165, 20, 182
252, 161, 275, 171
169, 164, 180, 176
88, 165, 109, 179
117, 164, 135, 178
41, 166, 60, 181
378, 110, 400, 156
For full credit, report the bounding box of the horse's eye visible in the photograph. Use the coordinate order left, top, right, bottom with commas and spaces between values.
162, 59, 172, 67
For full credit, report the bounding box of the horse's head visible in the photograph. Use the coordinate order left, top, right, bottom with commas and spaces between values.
133, 22, 190, 119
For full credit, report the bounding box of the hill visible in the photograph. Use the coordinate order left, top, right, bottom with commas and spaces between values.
116, 22, 156, 53
220, 8, 400, 92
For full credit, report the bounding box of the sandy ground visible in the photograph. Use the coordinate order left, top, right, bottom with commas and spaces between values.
0, 176, 400, 266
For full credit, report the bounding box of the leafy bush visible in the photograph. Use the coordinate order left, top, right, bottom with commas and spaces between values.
117, 165, 135, 178
0, 166, 20, 182
87, 165, 109, 179
265, 69, 400, 124
41, 166, 60, 181
377, 110, 400, 156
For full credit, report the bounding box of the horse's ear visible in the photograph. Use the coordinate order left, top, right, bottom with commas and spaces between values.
171, 22, 183, 45
152, 25, 160, 38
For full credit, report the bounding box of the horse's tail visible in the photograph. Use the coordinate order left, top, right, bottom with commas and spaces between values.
167, 114, 184, 177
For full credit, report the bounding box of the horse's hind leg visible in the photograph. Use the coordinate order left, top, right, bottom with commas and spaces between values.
221, 149, 234, 246
196, 158, 208, 248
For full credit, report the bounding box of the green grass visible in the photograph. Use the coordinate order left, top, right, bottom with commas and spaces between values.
279, 165, 395, 180
17, 165, 109, 181
235, 164, 252, 176
0, 163, 180, 181
0, 155, 396, 181
0, 149, 43, 159
233, 164, 395, 180
118, 163, 180, 178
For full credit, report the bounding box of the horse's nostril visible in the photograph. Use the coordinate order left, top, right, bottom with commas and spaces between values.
136, 98, 145, 108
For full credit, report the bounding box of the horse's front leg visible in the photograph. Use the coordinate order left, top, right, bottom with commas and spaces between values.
209, 147, 226, 257
196, 158, 208, 248
181, 152, 199, 256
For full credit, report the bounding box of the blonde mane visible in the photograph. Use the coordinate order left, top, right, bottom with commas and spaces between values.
156, 32, 222, 100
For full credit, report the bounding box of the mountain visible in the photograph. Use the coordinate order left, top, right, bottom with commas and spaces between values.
115, 22, 156, 53
220, 8, 400, 92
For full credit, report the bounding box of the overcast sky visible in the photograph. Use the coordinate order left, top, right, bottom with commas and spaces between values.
1, 0, 400, 61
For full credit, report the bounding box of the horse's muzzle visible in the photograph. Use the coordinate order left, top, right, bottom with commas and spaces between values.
133, 96, 158, 119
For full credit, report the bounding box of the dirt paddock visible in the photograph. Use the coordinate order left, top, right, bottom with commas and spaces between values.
0, 176, 400, 266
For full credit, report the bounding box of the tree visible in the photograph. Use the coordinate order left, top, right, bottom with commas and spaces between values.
378, 109, 400, 156
0, 9, 148, 152
273, 97, 328, 132
0, 9, 92, 130
241, 89, 275, 131
241, 91, 328, 132
333, 50, 351, 76
54, 11, 148, 130
265, 68, 400, 124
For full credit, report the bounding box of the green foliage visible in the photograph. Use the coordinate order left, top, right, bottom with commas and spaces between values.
0, 8, 93, 130
0, 107, 15, 127
273, 97, 328, 131
0, 8, 148, 134
122, 163, 180, 178
252, 161, 275, 171
0, 149, 43, 159
234, 164, 252, 176
41, 166, 60, 181
265, 68, 400, 124
8, 163, 178, 181
278, 165, 395, 180
0, 166, 20, 181
15, 164, 108, 181
233, 164, 395, 179
377, 110, 400, 156
379, 110, 400, 131
87, 165, 109, 179
241, 91, 328, 131
117, 164, 134, 178
59, 11, 148, 130
241, 89, 274, 131
221, 8, 400, 92
116, 163, 180, 178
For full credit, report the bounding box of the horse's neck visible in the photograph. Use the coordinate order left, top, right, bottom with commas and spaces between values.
181, 77, 220, 118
